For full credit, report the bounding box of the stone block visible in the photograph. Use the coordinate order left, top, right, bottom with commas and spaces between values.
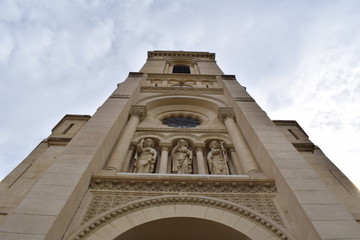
93, 222, 120, 240
313, 220, 360, 239
247, 225, 272, 240
0, 232, 44, 240
303, 204, 355, 221
294, 190, 340, 205
14, 197, 66, 215
111, 216, 134, 235
126, 210, 147, 226
0, 214, 56, 235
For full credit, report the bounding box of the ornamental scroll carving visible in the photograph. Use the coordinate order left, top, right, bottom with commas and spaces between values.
129, 105, 147, 120
218, 107, 235, 121
77, 194, 289, 240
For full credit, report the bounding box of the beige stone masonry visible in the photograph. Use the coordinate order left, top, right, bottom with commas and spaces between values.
221, 78, 360, 240
0, 74, 144, 240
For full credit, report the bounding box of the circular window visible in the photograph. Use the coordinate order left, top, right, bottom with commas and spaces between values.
163, 116, 200, 128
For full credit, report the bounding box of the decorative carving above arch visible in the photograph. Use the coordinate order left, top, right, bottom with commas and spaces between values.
69, 195, 290, 240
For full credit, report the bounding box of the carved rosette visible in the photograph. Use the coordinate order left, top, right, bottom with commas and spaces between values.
218, 107, 235, 122
129, 105, 147, 121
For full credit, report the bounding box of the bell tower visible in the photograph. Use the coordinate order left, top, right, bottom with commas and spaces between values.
0, 51, 359, 240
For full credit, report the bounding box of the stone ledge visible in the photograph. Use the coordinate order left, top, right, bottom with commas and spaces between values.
90, 173, 276, 194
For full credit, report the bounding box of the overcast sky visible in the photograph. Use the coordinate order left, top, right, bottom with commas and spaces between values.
0, 0, 359, 188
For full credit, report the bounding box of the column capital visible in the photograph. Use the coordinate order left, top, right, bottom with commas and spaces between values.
194, 143, 205, 152
129, 105, 147, 120
159, 143, 172, 152
218, 107, 235, 122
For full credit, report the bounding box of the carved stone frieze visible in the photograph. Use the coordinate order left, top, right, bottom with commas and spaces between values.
141, 86, 223, 95
74, 195, 289, 240
90, 177, 276, 194
82, 194, 143, 223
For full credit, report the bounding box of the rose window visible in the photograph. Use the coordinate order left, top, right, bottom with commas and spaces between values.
162, 116, 200, 128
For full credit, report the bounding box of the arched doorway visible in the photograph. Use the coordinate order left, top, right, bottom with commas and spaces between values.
115, 217, 251, 240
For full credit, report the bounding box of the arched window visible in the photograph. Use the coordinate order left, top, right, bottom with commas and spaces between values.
172, 65, 190, 74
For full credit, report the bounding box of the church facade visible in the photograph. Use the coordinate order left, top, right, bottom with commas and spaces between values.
0, 51, 359, 240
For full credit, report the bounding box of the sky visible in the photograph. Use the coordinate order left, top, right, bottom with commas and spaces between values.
0, 0, 359, 188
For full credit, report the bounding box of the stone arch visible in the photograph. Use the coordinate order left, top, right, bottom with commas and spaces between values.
133, 132, 167, 142
198, 133, 231, 143
136, 93, 228, 108
68, 195, 291, 240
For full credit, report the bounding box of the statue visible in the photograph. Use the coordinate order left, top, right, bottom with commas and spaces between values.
207, 140, 229, 175
172, 139, 193, 174
133, 138, 157, 173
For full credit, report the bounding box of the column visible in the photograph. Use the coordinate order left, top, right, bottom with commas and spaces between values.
229, 146, 244, 174
106, 105, 146, 172
218, 108, 261, 175
159, 144, 171, 173
195, 144, 206, 174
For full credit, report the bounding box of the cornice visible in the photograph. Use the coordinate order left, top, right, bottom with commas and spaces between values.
90, 174, 276, 194
148, 51, 215, 60
141, 86, 223, 94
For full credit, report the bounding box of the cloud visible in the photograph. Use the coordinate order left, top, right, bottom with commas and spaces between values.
0, 0, 360, 189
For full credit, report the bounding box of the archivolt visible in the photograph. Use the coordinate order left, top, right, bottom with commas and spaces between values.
136, 93, 229, 108
68, 195, 291, 240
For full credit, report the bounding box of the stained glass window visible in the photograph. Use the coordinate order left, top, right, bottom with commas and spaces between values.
163, 116, 200, 128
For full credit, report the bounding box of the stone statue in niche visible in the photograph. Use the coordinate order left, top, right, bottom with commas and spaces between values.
207, 140, 229, 175
172, 139, 193, 174
133, 138, 157, 173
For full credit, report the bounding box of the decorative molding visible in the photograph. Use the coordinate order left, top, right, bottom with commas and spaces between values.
292, 143, 315, 152
72, 195, 289, 240
221, 75, 236, 80
110, 94, 130, 99
141, 86, 223, 95
147, 73, 217, 81
218, 107, 235, 121
136, 93, 228, 107
159, 143, 172, 152
128, 72, 144, 77
148, 51, 215, 60
90, 176, 276, 194
47, 137, 72, 146
235, 97, 255, 102
136, 127, 228, 134
129, 105, 147, 120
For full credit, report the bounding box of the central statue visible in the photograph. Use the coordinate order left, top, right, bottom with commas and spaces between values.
172, 139, 193, 174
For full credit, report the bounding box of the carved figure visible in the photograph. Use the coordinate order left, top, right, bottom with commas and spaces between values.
134, 138, 157, 173
172, 139, 193, 174
207, 140, 229, 175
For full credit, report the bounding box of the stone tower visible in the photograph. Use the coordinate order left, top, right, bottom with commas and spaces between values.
0, 51, 359, 240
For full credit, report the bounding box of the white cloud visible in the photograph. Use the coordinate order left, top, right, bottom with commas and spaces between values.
0, 0, 359, 190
